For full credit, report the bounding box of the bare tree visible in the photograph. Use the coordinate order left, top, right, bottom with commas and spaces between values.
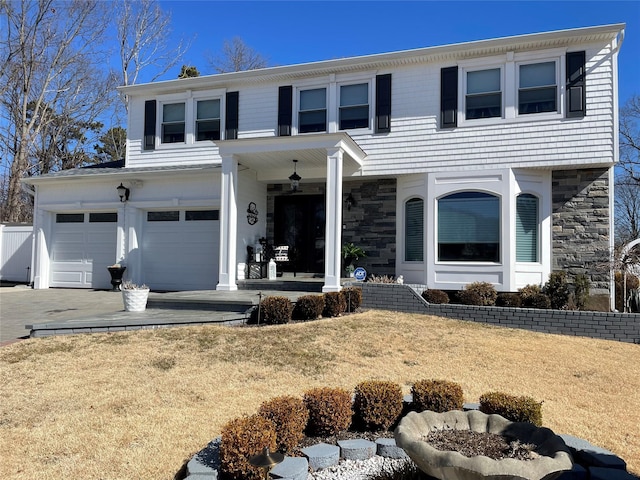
619, 94, 640, 184
0, 0, 113, 222
207, 37, 268, 73
615, 173, 640, 244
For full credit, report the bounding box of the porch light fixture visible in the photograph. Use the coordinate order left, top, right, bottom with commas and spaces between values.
346, 193, 356, 211
116, 183, 130, 202
288, 159, 301, 192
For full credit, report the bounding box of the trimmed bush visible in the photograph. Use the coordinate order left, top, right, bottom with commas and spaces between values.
573, 273, 590, 310
220, 414, 277, 480
342, 287, 363, 312
519, 284, 542, 303
464, 281, 497, 306
259, 296, 293, 325
323, 291, 346, 317
292, 295, 324, 321
543, 271, 570, 310
525, 293, 552, 309
353, 380, 404, 431
303, 387, 352, 436
455, 289, 483, 306
479, 391, 543, 426
422, 289, 449, 304
412, 380, 464, 413
258, 395, 309, 453
496, 292, 522, 307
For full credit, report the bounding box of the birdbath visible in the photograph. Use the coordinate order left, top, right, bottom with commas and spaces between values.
395, 410, 573, 480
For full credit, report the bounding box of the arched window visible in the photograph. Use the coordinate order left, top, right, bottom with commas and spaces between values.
516, 194, 539, 262
405, 198, 424, 261
438, 192, 500, 262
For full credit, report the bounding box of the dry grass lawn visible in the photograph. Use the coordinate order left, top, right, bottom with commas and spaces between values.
0, 310, 638, 479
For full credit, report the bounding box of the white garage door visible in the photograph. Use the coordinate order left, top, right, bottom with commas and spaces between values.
142, 209, 219, 291
50, 212, 117, 289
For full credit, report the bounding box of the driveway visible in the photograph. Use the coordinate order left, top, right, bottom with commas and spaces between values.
0, 287, 124, 343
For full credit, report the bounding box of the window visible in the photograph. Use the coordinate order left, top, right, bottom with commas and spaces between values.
438, 192, 500, 262
405, 198, 424, 262
339, 83, 369, 130
299, 88, 326, 133
516, 194, 539, 262
185, 210, 219, 221
518, 62, 557, 114
196, 99, 221, 141
162, 103, 185, 143
56, 213, 84, 223
89, 212, 117, 223
147, 211, 179, 222
465, 68, 501, 119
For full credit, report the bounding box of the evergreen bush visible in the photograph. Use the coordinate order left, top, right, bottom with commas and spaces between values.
292, 295, 324, 321
411, 379, 464, 413
323, 291, 346, 317
342, 287, 363, 312
303, 387, 352, 436
258, 395, 309, 453
259, 296, 293, 325
421, 289, 450, 304
353, 380, 404, 431
479, 391, 543, 426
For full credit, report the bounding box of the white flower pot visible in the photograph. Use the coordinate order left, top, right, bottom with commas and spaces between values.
122, 288, 150, 312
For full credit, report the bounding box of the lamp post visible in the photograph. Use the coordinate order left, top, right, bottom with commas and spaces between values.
249, 447, 284, 480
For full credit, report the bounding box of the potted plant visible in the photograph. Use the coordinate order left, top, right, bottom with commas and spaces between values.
342, 242, 366, 277
121, 281, 150, 312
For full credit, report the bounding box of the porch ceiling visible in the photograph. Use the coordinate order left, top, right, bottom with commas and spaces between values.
216, 133, 366, 183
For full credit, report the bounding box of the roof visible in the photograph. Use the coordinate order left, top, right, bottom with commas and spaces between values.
119, 23, 625, 96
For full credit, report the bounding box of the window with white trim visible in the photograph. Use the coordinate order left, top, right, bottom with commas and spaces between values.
162, 103, 185, 143
299, 88, 327, 133
339, 83, 369, 130
516, 194, 539, 262
195, 99, 221, 141
518, 61, 557, 115
465, 68, 502, 120
405, 198, 424, 262
438, 192, 500, 262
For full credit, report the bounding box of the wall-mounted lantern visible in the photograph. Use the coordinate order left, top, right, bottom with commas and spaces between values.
116, 183, 130, 202
346, 193, 356, 211
288, 159, 301, 192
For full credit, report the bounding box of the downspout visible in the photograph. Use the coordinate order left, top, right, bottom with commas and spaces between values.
21, 183, 36, 287
609, 28, 625, 311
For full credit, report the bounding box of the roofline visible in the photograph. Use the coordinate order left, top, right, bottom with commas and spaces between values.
119, 23, 625, 96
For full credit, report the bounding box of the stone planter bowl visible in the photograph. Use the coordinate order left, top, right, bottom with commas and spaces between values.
395, 410, 572, 480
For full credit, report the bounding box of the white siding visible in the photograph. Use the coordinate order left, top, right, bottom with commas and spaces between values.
0, 225, 33, 282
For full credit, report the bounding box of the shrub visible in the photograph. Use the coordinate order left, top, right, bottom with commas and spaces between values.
525, 293, 552, 309
519, 284, 542, 303
615, 271, 639, 312
367, 274, 396, 283
455, 289, 483, 306
219, 414, 277, 480
464, 282, 497, 306
479, 391, 543, 426
421, 289, 449, 304
353, 380, 404, 431
323, 291, 346, 317
573, 274, 590, 310
303, 387, 352, 436
496, 292, 522, 307
342, 287, 363, 312
259, 296, 293, 325
411, 380, 464, 413
258, 395, 309, 454
292, 295, 324, 321
543, 271, 570, 309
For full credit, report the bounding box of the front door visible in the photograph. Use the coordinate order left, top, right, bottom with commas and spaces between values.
274, 195, 325, 273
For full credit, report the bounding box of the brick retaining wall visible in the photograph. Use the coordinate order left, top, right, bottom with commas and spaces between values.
356, 283, 640, 344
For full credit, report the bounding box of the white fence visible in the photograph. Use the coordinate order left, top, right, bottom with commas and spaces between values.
0, 224, 33, 283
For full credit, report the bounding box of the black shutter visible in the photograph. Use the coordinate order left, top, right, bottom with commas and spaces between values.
278, 86, 293, 136
375, 74, 392, 133
143, 100, 156, 150
566, 51, 586, 118
225, 91, 239, 139
440, 67, 458, 128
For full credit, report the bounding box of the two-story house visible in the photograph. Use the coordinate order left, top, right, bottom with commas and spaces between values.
24, 24, 625, 304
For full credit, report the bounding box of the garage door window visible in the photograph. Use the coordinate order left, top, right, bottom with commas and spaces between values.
186, 210, 219, 221
89, 212, 117, 222
147, 211, 179, 221
56, 213, 84, 223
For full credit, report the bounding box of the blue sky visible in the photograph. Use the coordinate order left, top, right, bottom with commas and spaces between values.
155, 0, 639, 105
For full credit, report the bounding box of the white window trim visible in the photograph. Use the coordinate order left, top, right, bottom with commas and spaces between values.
515, 58, 563, 120
337, 79, 373, 134
294, 85, 329, 135
193, 91, 225, 143
515, 192, 542, 264
459, 64, 505, 126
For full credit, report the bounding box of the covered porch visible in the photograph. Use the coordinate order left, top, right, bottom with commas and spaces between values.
215, 133, 366, 292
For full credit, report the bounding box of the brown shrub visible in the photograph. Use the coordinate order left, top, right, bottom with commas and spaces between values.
421, 289, 450, 304
496, 293, 522, 307
479, 391, 543, 426
258, 395, 309, 454
292, 295, 324, 321
341, 287, 363, 312
303, 387, 352, 436
259, 296, 293, 325
323, 292, 346, 317
412, 379, 464, 413
456, 289, 483, 306
353, 380, 404, 431
464, 281, 498, 306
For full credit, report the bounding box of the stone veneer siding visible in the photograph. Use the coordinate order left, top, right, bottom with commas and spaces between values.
355, 283, 640, 344
552, 168, 611, 294
267, 179, 396, 276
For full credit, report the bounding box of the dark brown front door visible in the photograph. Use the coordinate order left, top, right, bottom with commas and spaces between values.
274, 195, 325, 273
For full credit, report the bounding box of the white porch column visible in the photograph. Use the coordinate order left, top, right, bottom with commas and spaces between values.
323, 147, 344, 292
217, 154, 238, 291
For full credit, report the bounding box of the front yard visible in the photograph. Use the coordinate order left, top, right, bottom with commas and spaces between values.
0, 310, 638, 479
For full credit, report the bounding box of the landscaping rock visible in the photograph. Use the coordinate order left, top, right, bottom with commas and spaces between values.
270, 456, 308, 480
337, 439, 376, 460
560, 434, 627, 470
186, 437, 220, 479
375, 437, 408, 459
301, 442, 340, 471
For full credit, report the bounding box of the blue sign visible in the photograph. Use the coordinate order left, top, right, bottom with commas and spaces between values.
353, 267, 367, 281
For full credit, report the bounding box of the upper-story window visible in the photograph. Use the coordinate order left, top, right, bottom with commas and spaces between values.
196, 99, 221, 141
465, 68, 502, 120
518, 61, 557, 115
162, 103, 185, 143
339, 83, 369, 130
299, 88, 327, 133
